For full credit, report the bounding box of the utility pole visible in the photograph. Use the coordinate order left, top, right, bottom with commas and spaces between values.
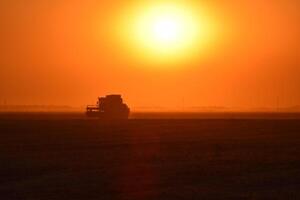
276, 95, 280, 112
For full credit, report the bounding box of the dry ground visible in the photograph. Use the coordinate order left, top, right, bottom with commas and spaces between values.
0, 113, 300, 199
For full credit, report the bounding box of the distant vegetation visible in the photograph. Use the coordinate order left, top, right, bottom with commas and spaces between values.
0, 105, 300, 113
0, 105, 80, 112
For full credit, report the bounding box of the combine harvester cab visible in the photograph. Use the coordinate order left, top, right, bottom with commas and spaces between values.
86, 95, 130, 119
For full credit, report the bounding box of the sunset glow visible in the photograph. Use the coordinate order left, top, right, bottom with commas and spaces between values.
134, 4, 199, 54
0, 0, 299, 110
119, 2, 214, 64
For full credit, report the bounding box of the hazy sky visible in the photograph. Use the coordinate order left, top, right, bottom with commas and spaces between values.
0, 0, 299, 110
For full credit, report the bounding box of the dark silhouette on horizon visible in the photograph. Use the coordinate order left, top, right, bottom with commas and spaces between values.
86, 95, 130, 119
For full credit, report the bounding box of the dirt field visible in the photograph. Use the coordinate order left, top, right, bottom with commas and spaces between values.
1, 113, 300, 199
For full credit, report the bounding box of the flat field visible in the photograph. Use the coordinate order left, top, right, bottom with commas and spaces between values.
0, 113, 300, 199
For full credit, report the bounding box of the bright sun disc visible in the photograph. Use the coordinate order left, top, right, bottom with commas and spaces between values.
118, 2, 215, 65
135, 4, 200, 55
153, 16, 180, 43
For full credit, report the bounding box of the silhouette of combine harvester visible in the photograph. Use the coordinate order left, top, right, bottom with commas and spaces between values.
86, 95, 130, 119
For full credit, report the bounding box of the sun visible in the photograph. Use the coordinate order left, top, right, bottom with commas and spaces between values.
117, 2, 215, 64
134, 4, 201, 56
152, 16, 181, 44
147, 11, 187, 46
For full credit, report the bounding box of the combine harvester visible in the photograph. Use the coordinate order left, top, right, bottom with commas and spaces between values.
86, 95, 130, 119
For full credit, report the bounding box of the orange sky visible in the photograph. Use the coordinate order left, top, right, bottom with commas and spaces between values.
0, 0, 299, 110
